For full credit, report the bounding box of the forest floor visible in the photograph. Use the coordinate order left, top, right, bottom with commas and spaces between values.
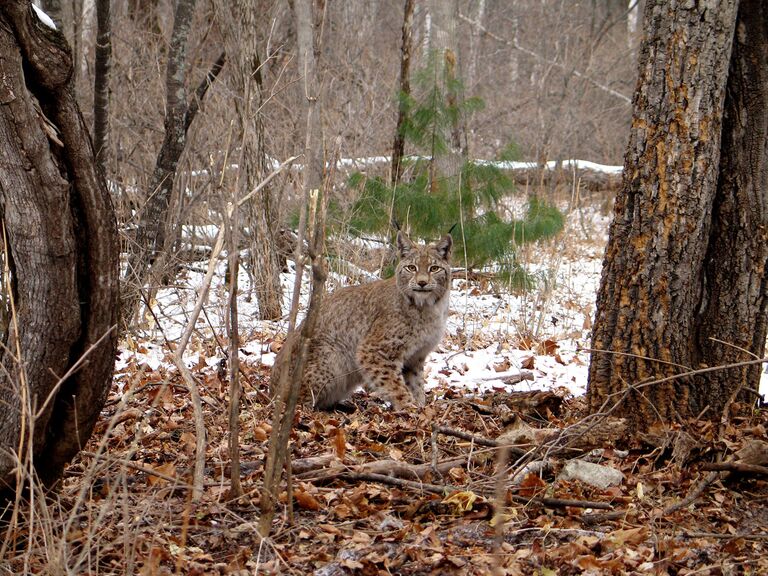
6, 194, 768, 575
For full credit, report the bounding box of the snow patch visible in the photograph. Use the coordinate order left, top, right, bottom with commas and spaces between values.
32, 4, 57, 30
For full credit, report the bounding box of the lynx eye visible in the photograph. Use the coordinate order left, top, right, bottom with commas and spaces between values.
429, 265, 442, 273
404, 265, 417, 272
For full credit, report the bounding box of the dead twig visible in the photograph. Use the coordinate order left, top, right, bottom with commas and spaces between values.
508, 494, 613, 510
682, 531, 768, 541
701, 462, 768, 476
80, 451, 195, 489
298, 455, 474, 483
660, 472, 720, 517
342, 472, 455, 495
579, 510, 631, 525
433, 425, 528, 456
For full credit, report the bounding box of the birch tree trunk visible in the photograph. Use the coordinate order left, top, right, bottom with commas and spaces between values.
587, 1, 768, 427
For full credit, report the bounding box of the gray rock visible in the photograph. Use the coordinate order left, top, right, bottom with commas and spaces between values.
558, 460, 624, 490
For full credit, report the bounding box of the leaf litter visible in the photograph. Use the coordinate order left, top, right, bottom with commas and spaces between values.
11, 204, 768, 574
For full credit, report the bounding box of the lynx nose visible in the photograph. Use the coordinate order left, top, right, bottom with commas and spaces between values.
417, 278, 428, 288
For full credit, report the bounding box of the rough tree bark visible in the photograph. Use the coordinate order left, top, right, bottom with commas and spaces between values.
0, 1, 119, 489
692, 0, 768, 415
587, 1, 767, 426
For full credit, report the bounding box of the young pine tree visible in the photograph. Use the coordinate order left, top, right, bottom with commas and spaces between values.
348, 51, 563, 286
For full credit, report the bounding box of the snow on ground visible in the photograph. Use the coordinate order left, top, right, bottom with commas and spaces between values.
116, 203, 768, 405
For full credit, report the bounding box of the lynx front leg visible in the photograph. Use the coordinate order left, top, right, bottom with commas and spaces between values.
357, 339, 415, 409
402, 362, 426, 406
403, 344, 433, 406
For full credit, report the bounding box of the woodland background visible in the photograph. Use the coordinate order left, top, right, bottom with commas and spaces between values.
60, 0, 637, 224
2, 0, 765, 574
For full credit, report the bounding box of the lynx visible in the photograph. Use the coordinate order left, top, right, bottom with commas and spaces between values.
271, 231, 452, 410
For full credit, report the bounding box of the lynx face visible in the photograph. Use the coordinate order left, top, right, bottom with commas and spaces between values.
396, 232, 452, 308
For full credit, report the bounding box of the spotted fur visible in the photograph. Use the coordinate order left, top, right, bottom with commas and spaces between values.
271, 231, 452, 409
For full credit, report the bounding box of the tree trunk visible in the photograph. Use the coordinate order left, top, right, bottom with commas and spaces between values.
260, 0, 325, 536
124, 0, 224, 322
296, 0, 324, 200
428, 0, 462, 187
123, 0, 196, 319
219, 0, 284, 321
93, 0, 111, 171
0, 1, 119, 489
391, 0, 414, 186
692, 0, 768, 415
587, 1, 746, 426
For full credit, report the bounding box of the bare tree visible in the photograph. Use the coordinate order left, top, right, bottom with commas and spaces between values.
260, 0, 326, 536
427, 0, 462, 186
693, 0, 768, 415
93, 0, 111, 171
214, 0, 281, 497
218, 0, 284, 321
391, 0, 414, 186
123, 0, 224, 322
0, 1, 119, 490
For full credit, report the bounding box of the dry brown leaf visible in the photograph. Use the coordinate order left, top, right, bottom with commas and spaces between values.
538, 339, 559, 355
493, 357, 511, 372
146, 462, 177, 487
294, 489, 323, 511
252, 425, 269, 441
603, 527, 648, 551
517, 472, 547, 497
333, 427, 346, 459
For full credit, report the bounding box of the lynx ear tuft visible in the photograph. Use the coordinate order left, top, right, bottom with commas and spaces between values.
433, 234, 453, 260
396, 230, 416, 257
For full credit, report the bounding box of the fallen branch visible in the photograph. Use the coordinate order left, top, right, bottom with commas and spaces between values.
342, 470, 616, 513
701, 462, 768, 476
579, 510, 630, 525
433, 426, 528, 456
661, 472, 719, 517
342, 472, 455, 495
509, 494, 613, 510
297, 455, 472, 483
682, 531, 768, 541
